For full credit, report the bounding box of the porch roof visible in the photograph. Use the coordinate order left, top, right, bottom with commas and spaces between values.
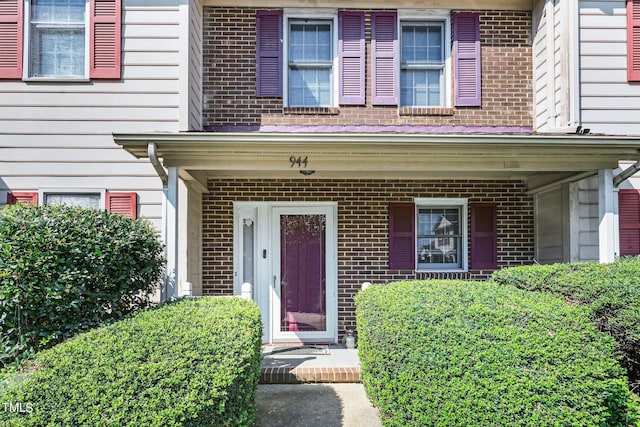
113, 130, 640, 190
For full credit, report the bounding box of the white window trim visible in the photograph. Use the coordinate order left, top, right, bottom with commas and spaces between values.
414, 197, 468, 272
398, 12, 452, 108
39, 188, 106, 210
283, 9, 339, 108
22, 0, 91, 81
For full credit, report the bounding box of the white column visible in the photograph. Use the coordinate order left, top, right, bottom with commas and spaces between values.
164, 166, 179, 300
598, 169, 616, 263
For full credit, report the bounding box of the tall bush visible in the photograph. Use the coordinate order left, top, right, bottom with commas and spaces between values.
491, 259, 640, 389
0, 297, 263, 427
0, 203, 164, 366
356, 280, 638, 426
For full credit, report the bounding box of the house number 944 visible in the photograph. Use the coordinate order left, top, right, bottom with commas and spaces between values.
289, 156, 309, 168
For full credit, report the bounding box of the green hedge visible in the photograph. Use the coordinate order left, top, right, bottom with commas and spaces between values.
0, 203, 164, 367
491, 259, 640, 388
355, 280, 637, 426
0, 297, 262, 427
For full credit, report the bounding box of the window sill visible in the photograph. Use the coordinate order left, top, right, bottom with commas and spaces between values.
23, 77, 90, 83
399, 107, 454, 116
284, 107, 340, 115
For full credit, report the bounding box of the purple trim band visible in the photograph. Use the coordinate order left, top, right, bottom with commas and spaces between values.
203, 125, 535, 134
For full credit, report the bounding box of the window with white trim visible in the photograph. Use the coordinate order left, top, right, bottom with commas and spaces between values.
416, 199, 467, 271
400, 20, 447, 107
40, 189, 105, 209
26, 0, 89, 79
285, 14, 336, 107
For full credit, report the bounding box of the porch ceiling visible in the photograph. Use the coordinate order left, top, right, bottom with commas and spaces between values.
113, 132, 640, 183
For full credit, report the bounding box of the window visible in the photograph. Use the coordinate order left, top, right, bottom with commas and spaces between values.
44, 192, 101, 209
388, 199, 498, 272
6, 189, 136, 217
0, 0, 121, 80
417, 205, 462, 269
287, 18, 334, 107
400, 21, 445, 107
27, 0, 88, 79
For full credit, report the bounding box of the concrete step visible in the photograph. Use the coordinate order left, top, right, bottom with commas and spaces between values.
260, 366, 360, 384
260, 345, 361, 384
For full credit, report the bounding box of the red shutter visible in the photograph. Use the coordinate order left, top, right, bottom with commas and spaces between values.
90, 0, 121, 79
453, 12, 481, 106
619, 189, 640, 256
389, 203, 415, 270
628, 0, 640, 81
256, 10, 283, 97
338, 11, 365, 105
106, 192, 136, 218
6, 192, 38, 205
0, 0, 23, 79
471, 203, 497, 270
372, 11, 398, 105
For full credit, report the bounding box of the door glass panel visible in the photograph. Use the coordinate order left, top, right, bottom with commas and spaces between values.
280, 214, 326, 332
242, 218, 255, 288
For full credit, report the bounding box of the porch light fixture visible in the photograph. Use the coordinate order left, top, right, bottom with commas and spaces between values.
299, 170, 316, 176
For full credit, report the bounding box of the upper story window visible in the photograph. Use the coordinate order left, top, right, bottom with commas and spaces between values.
256, 9, 480, 108
0, 0, 121, 81
27, 0, 88, 79
400, 21, 446, 107
288, 19, 333, 107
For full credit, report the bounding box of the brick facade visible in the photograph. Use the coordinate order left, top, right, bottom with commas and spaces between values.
202, 8, 532, 129
202, 179, 534, 340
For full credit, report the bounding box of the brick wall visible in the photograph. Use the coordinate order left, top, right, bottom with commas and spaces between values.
202, 178, 535, 339
202, 8, 532, 129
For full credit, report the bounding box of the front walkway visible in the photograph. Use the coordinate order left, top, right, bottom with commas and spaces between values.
254, 383, 382, 427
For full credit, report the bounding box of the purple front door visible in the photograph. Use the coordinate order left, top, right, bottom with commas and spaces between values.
279, 214, 327, 333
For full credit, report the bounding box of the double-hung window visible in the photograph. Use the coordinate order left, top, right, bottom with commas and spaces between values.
286, 16, 335, 107
400, 21, 446, 107
417, 205, 463, 270
27, 0, 88, 79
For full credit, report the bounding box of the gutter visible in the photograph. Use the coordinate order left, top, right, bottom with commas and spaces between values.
148, 142, 168, 185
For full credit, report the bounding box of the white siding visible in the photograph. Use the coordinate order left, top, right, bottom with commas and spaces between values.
535, 186, 567, 264
0, 1, 190, 230
532, 0, 572, 131
189, 0, 204, 130
579, 0, 640, 135
576, 176, 600, 261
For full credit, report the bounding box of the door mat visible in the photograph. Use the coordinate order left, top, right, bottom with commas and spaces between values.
265, 345, 331, 356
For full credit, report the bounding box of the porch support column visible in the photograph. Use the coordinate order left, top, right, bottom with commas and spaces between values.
163, 166, 180, 300
598, 168, 616, 263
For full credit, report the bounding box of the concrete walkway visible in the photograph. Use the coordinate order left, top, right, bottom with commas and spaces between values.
254, 383, 382, 427
254, 345, 383, 426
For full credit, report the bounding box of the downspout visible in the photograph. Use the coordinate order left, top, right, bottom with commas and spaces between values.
613, 160, 640, 187
148, 142, 170, 301
148, 142, 168, 186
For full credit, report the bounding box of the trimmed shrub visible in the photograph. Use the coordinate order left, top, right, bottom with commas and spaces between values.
0, 297, 263, 427
491, 259, 640, 388
0, 203, 164, 367
356, 280, 638, 426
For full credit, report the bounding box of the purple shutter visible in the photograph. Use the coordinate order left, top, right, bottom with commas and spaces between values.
339, 11, 365, 105
256, 10, 282, 97
470, 203, 497, 270
389, 203, 415, 270
619, 190, 640, 256
372, 11, 398, 105
453, 12, 481, 107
